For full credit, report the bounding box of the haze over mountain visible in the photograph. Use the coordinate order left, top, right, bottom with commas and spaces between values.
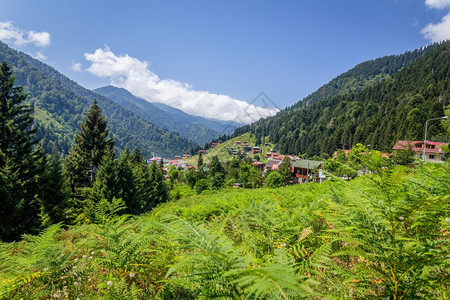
0, 41, 197, 157
93, 85, 240, 145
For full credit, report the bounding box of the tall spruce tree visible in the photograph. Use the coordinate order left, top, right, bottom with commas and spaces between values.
90, 146, 122, 203
64, 99, 112, 190
40, 149, 69, 225
0, 61, 46, 241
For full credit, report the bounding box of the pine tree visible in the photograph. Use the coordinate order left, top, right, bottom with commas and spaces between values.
118, 148, 137, 212
64, 99, 112, 190
209, 156, 225, 189
148, 162, 169, 207
40, 149, 69, 225
90, 146, 122, 203
0, 61, 46, 241
198, 152, 203, 167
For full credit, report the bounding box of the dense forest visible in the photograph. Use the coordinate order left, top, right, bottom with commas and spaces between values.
0, 41, 196, 157
234, 42, 449, 156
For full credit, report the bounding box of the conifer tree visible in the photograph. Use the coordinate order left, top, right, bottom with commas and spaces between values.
148, 162, 169, 207
64, 99, 112, 190
90, 146, 122, 203
0, 61, 46, 241
40, 150, 69, 225
198, 152, 203, 167
118, 147, 137, 211
209, 155, 225, 189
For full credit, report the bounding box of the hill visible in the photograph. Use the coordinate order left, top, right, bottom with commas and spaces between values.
0, 41, 196, 157
93, 86, 240, 145
183, 132, 275, 165
234, 42, 448, 156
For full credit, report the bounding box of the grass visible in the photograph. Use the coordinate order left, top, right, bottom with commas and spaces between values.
184, 132, 276, 166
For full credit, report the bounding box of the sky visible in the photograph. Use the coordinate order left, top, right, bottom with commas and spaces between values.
0, 0, 449, 123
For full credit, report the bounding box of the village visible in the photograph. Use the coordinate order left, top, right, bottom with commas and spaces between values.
146, 136, 449, 187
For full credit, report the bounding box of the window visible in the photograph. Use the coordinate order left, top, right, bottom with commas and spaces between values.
429, 155, 435, 159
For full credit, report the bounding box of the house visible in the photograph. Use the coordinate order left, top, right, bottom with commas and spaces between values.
198, 149, 207, 154
265, 159, 282, 171
211, 143, 220, 148
235, 141, 242, 145
252, 161, 266, 170
251, 147, 261, 154
292, 160, 325, 184
392, 140, 448, 162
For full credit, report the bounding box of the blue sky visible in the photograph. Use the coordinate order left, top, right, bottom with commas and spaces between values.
1, 0, 449, 122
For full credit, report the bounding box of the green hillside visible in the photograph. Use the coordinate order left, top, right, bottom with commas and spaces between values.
0, 42, 196, 157
1, 162, 447, 298
184, 132, 275, 166
234, 42, 448, 156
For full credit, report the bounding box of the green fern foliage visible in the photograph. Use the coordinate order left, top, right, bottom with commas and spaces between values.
0, 163, 448, 299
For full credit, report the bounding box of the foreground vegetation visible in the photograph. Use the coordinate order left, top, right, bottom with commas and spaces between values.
1, 160, 448, 299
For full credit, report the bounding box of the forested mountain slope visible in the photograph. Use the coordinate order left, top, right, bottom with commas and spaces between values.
234, 42, 448, 156
94, 85, 236, 145
0, 41, 196, 157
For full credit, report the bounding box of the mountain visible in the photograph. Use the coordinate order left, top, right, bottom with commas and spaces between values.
93, 86, 240, 145
234, 42, 448, 156
0, 41, 196, 157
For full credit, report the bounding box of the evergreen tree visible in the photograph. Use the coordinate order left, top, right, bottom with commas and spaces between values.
148, 162, 169, 206
118, 148, 137, 212
209, 156, 225, 189
39, 150, 69, 225
90, 146, 122, 203
64, 99, 112, 190
198, 152, 203, 167
0, 61, 46, 241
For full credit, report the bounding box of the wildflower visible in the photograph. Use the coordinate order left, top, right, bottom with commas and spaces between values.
74, 281, 79, 286
107, 280, 113, 287
43, 267, 48, 271
445, 217, 450, 222
399, 216, 404, 220
129, 272, 135, 278
53, 289, 61, 298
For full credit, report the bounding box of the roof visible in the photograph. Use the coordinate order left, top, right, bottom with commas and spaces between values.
265, 159, 282, 168
293, 159, 323, 169
393, 140, 448, 154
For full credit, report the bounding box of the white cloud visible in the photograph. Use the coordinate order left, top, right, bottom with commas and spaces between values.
71, 62, 82, 72
421, 12, 450, 42
425, 0, 450, 9
84, 46, 279, 123
0, 21, 50, 47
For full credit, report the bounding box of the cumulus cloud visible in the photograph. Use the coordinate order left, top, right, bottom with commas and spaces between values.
421, 12, 450, 42
425, 0, 450, 9
422, 0, 450, 42
0, 21, 50, 47
84, 46, 279, 123
71, 62, 82, 72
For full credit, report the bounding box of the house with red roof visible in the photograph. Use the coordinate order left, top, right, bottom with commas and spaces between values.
392, 140, 448, 162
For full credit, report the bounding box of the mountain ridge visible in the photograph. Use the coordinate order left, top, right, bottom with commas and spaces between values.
233, 42, 447, 156
93, 85, 240, 145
